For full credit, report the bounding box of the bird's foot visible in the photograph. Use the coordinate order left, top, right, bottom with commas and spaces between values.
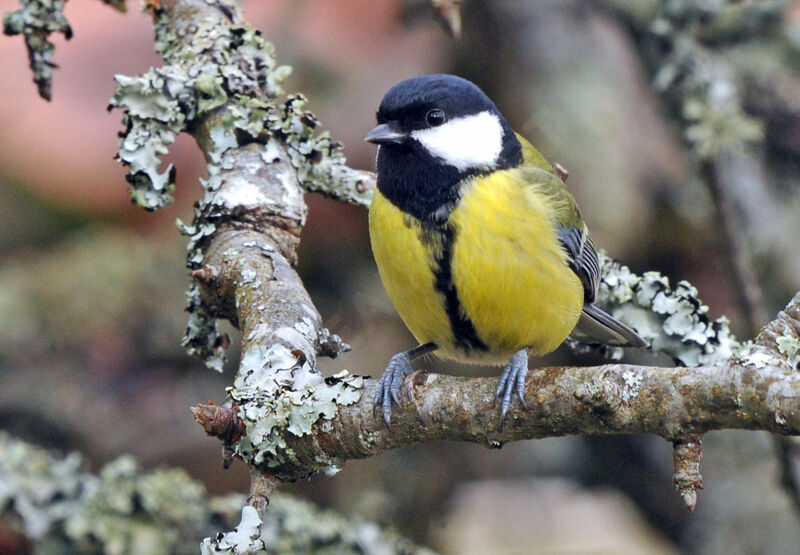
374, 343, 437, 426
374, 351, 414, 426
495, 348, 530, 428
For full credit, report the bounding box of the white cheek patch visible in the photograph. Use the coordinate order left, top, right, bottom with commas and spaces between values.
411, 111, 504, 171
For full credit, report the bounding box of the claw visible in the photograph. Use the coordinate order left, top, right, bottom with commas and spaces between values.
495, 348, 529, 428
374, 343, 437, 426
374, 351, 413, 426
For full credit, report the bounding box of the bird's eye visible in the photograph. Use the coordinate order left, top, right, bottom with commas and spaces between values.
425, 109, 446, 127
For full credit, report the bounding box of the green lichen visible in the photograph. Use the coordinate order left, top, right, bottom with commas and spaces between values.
228, 344, 362, 475
777, 333, 800, 369
777, 334, 799, 357
0, 431, 87, 540
64, 457, 209, 554
593, 253, 741, 367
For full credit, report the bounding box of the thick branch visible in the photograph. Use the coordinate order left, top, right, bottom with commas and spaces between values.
196, 290, 799, 510
196, 291, 800, 482
196, 336, 800, 482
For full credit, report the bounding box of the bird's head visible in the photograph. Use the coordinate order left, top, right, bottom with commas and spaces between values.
366, 74, 521, 174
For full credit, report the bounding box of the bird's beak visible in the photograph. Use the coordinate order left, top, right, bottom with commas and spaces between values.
364, 121, 406, 145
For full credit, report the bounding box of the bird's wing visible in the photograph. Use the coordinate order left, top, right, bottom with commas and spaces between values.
556, 222, 599, 304
513, 137, 599, 304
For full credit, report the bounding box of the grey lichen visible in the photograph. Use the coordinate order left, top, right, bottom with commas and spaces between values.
0, 432, 226, 554
111, 70, 186, 210
4, 0, 125, 100
110, 12, 372, 211
592, 253, 741, 367
202, 494, 425, 555
182, 283, 227, 373
1, 432, 422, 553
201, 506, 265, 553
620, 369, 643, 403
228, 344, 362, 476
737, 342, 783, 371
271, 95, 375, 208
109, 16, 291, 210
3, 0, 72, 101
110, 7, 372, 368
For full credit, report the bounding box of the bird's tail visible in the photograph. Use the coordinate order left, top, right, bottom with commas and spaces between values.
571, 303, 648, 348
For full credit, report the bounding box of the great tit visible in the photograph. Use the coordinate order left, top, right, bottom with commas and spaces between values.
365, 74, 647, 426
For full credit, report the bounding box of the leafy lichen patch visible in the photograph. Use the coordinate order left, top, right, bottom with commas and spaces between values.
777, 334, 800, 369
228, 344, 362, 475
594, 254, 741, 367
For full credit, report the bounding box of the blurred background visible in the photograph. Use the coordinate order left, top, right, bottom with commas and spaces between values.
2, 0, 800, 552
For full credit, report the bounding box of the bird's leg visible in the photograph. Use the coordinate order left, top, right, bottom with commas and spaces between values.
495, 348, 530, 427
374, 342, 437, 425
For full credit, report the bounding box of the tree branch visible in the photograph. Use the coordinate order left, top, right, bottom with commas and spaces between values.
195, 290, 800, 475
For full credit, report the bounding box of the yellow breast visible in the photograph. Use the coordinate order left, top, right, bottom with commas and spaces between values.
449, 170, 584, 359
369, 190, 455, 350
368, 171, 584, 364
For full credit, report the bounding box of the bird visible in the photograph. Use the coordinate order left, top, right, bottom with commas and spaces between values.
365, 74, 647, 426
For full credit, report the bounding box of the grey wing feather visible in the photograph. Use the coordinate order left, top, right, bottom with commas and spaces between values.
557, 222, 599, 303
573, 304, 649, 348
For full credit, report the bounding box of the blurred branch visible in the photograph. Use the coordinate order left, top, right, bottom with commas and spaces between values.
2, 0, 125, 101
703, 156, 769, 335
0, 432, 418, 553
599, 0, 796, 325
431, 0, 464, 37
776, 436, 800, 519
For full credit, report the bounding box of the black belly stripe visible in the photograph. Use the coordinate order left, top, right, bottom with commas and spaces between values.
421, 223, 488, 353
